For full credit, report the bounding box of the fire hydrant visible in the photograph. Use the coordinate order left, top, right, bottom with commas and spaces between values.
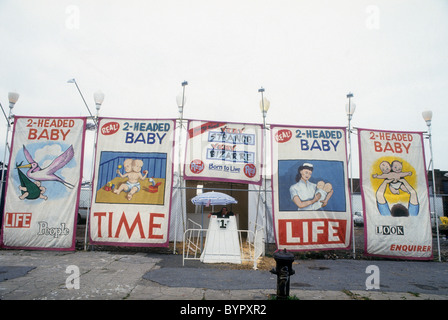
270, 249, 295, 299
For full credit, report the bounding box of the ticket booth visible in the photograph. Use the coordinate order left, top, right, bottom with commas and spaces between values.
200, 215, 241, 264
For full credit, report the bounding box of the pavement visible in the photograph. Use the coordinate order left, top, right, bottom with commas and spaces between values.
1, 248, 448, 302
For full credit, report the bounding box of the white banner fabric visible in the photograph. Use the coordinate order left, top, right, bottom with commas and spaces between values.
358, 128, 432, 259
89, 118, 175, 247
184, 120, 262, 185
1, 116, 86, 250
271, 125, 352, 251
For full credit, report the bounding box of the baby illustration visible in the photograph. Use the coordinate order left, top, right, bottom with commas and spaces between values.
19, 181, 48, 201
313, 181, 333, 209
372, 160, 411, 194
114, 159, 148, 200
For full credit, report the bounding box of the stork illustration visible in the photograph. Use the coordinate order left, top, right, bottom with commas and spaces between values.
17, 145, 75, 189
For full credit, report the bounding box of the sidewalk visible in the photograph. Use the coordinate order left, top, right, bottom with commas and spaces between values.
1, 249, 447, 301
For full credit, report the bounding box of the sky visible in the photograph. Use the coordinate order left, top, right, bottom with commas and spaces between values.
0, 0, 447, 181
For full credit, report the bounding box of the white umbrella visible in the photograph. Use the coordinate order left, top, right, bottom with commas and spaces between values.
191, 192, 238, 249
191, 191, 237, 206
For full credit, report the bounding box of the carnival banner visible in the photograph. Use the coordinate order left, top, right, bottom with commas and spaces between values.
1, 116, 86, 250
271, 125, 352, 251
184, 120, 262, 185
89, 118, 175, 246
358, 128, 432, 259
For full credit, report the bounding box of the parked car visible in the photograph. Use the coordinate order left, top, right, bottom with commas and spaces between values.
77, 187, 92, 224
439, 216, 448, 237
353, 211, 364, 226
77, 208, 89, 224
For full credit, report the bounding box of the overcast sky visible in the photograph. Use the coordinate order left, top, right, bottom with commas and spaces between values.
1, 0, 447, 180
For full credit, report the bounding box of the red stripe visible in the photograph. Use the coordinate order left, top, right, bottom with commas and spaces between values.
188, 121, 227, 139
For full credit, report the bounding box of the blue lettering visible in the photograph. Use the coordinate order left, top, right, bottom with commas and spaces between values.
310, 140, 322, 151
322, 140, 330, 151
331, 140, 340, 151
124, 132, 166, 144
129, 122, 171, 132
300, 139, 309, 150
299, 139, 340, 151
126, 132, 134, 143
147, 133, 155, 144
135, 133, 146, 143
157, 133, 166, 144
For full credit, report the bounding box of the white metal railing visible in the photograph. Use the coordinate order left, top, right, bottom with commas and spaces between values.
182, 219, 203, 264
252, 223, 264, 266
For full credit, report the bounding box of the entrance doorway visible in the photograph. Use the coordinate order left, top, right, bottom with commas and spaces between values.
185, 180, 249, 230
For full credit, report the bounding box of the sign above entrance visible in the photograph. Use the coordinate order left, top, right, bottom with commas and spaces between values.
184, 120, 263, 185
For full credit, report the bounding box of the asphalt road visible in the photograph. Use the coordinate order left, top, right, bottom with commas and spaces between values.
148, 253, 448, 294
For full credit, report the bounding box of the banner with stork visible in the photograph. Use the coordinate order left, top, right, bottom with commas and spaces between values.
1, 116, 86, 250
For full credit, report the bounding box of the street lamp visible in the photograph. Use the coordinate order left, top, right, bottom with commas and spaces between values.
174, 80, 188, 253
67, 80, 105, 250
176, 81, 188, 119
422, 110, 432, 126
258, 87, 270, 128
94, 90, 105, 116
0, 91, 20, 204
258, 87, 270, 250
345, 92, 356, 120
67, 78, 98, 126
8, 92, 19, 109
422, 109, 441, 261
345, 92, 356, 259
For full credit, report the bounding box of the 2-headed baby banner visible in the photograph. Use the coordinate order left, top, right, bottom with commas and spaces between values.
1, 116, 86, 250
89, 118, 175, 247
271, 125, 352, 251
184, 120, 262, 185
358, 128, 432, 259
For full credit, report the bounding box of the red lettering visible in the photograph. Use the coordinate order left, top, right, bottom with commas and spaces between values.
383, 142, 394, 152
278, 219, 347, 246
403, 143, 410, 153
27, 128, 71, 141
275, 129, 292, 143
373, 141, 412, 154
115, 212, 145, 239
188, 122, 226, 139
28, 128, 37, 140
94, 212, 107, 237
390, 244, 431, 252
108, 211, 113, 238
374, 141, 382, 152
149, 213, 164, 239
50, 129, 59, 140
101, 122, 120, 135
93, 211, 165, 240
4, 212, 32, 228
38, 129, 49, 140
